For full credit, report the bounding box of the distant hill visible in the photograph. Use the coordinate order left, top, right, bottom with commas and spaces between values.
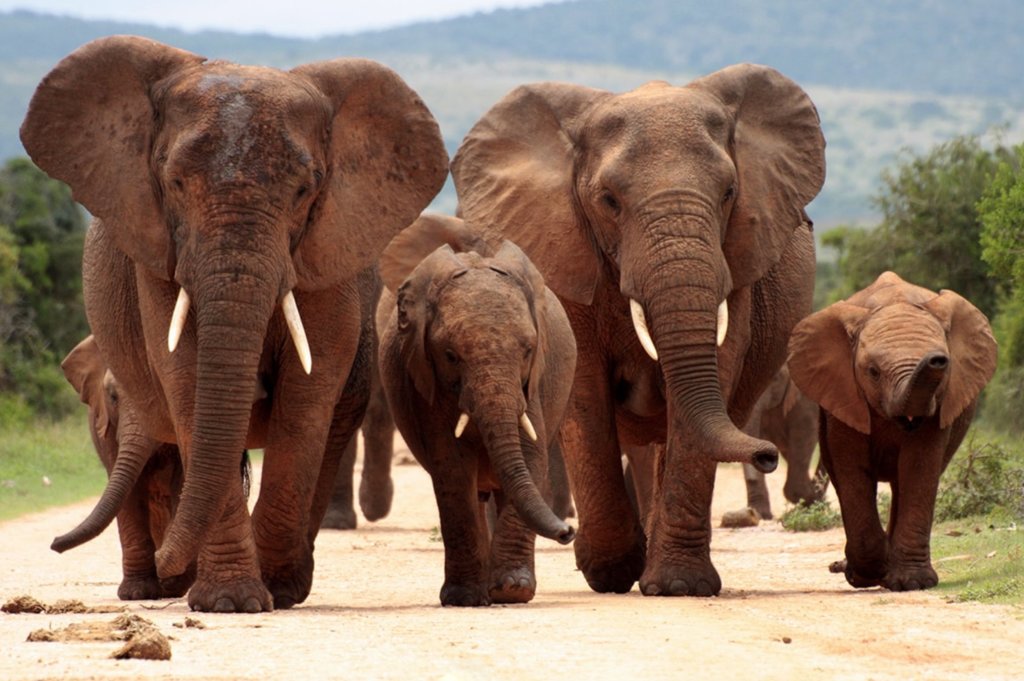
2, 2, 1023, 225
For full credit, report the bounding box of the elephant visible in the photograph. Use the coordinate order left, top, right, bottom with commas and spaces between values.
787, 271, 997, 591
450, 63, 825, 596
20, 36, 448, 612
378, 213, 577, 606
736, 364, 825, 521
58, 335, 253, 600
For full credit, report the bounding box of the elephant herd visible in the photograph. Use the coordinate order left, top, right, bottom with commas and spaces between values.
20, 35, 997, 612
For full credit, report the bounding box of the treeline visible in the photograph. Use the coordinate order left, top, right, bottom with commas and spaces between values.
820, 134, 1024, 434
0, 157, 88, 421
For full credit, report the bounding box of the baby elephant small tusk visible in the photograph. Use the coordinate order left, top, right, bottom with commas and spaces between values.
282, 291, 312, 375
519, 413, 538, 442
454, 412, 470, 438
630, 299, 659, 361
167, 287, 190, 352
717, 299, 729, 347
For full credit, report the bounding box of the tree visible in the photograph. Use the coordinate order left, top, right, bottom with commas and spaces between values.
0, 157, 88, 417
822, 135, 1013, 318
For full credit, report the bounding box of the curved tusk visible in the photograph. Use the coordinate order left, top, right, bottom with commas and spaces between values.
454, 412, 470, 439
629, 299, 658, 361
282, 291, 313, 375
167, 288, 190, 352
716, 299, 729, 347
519, 413, 538, 442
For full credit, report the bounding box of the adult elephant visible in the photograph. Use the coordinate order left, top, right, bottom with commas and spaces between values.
451, 64, 825, 596
20, 36, 448, 612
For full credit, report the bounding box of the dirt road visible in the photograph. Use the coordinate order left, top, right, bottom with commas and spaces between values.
1, 443, 1022, 680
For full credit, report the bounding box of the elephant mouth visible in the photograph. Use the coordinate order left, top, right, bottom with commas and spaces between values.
895, 415, 924, 432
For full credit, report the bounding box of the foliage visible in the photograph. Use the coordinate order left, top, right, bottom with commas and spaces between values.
780, 500, 842, 532
0, 414, 106, 522
935, 433, 1024, 523
979, 144, 1024, 295
0, 156, 88, 416
821, 135, 1012, 317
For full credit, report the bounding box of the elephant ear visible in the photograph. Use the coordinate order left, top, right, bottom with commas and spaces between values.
20, 36, 205, 279
61, 336, 113, 438
924, 290, 998, 429
396, 245, 464, 404
491, 240, 549, 402
691, 64, 826, 289
452, 82, 612, 305
788, 301, 871, 434
291, 59, 449, 290
380, 213, 493, 292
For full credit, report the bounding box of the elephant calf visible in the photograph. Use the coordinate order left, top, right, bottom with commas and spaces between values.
788, 272, 997, 591
379, 214, 577, 606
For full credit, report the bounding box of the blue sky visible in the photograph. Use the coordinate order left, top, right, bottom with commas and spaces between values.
0, 0, 562, 37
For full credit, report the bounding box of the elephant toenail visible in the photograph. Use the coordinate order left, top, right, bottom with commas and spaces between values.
642, 583, 662, 596
669, 579, 688, 595
214, 598, 235, 613
244, 597, 263, 613
695, 581, 715, 597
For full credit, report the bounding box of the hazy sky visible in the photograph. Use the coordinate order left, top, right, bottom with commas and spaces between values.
0, 0, 563, 37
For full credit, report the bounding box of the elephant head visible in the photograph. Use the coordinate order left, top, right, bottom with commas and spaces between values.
788, 272, 998, 434
451, 64, 825, 470
21, 36, 448, 576
395, 240, 574, 543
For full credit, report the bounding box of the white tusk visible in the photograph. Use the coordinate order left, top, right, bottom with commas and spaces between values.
629, 299, 658, 361
716, 299, 729, 347
282, 291, 313, 375
167, 288, 190, 352
454, 412, 470, 439
519, 413, 538, 442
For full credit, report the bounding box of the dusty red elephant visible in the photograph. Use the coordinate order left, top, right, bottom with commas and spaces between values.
788, 272, 997, 591
452, 64, 826, 596
20, 36, 447, 612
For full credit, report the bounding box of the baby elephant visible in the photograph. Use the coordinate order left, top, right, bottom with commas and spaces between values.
379, 215, 577, 606
788, 272, 997, 591
60, 336, 194, 600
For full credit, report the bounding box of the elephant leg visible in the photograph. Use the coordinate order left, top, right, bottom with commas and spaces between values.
358, 366, 395, 522
622, 443, 657, 529
114, 480, 162, 601
639, 435, 721, 597
146, 451, 196, 597
883, 430, 952, 591
560, 352, 645, 594
546, 438, 574, 520
822, 422, 887, 588
432, 461, 491, 607
742, 464, 772, 520
488, 489, 538, 604
321, 438, 358, 530
187, 485, 271, 613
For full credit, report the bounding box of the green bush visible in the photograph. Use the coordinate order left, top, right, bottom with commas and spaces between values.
780, 500, 842, 531
936, 435, 1024, 522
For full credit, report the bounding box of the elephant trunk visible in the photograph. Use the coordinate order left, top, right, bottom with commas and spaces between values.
635, 229, 778, 473
51, 424, 155, 553
473, 390, 575, 544
154, 260, 279, 578
893, 352, 949, 419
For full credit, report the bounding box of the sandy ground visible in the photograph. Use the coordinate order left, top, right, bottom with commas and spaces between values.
1, 440, 1023, 681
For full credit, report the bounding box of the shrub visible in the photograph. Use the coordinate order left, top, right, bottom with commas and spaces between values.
780, 500, 842, 531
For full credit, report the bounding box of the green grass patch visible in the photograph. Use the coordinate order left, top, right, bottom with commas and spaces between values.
931, 517, 1023, 606
0, 414, 106, 522
780, 500, 842, 531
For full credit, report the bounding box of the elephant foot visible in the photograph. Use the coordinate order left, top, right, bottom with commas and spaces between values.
117, 574, 163, 601
320, 505, 358, 530
489, 566, 537, 604
188, 576, 273, 613
440, 581, 491, 607
884, 564, 938, 592
359, 478, 394, 522
262, 552, 315, 610
841, 559, 886, 589
574, 531, 645, 594
639, 556, 721, 597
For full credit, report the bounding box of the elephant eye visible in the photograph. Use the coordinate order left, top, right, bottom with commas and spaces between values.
296, 185, 309, 200
722, 184, 736, 204
601, 191, 621, 214
867, 365, 881, 381
444, 348, 460, 365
